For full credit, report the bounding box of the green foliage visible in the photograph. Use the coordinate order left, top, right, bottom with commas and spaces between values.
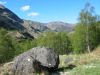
71, 3, 100, 53
70, 24, 87, 53
15, 39, 37, 55
35, 32, 71, 54
0, 28, 17, 63
70, 61, 100, 75
0, 28, 37, 63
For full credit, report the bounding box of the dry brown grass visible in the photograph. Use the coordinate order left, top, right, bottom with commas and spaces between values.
74, 46, 100, 66
59, 46, 100, 67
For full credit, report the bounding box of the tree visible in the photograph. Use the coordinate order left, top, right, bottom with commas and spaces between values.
36, 32, 71, 54
71, 3, 100, 53
0, 28, 16, 63
70, 24, 87, 53
16, 39, 37, 55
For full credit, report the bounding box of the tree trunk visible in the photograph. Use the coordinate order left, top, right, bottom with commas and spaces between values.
87, 44, 90, 53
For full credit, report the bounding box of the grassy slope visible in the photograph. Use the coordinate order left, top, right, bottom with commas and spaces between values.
59, 46, 100, 75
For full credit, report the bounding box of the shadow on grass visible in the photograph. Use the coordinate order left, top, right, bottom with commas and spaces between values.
50, 64, 76, 75
57, 64, 76, 72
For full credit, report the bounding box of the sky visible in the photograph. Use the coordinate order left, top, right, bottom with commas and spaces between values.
0, 0, 100, 23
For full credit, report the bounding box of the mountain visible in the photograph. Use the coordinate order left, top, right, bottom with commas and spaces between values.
0, 4, 24, 30
0, 4, 74, 39
0, 4, 33, 39
0, 4, 50, 39
47, 21, 74, 32
23, 20, 49, 32
22, 20, 51, 38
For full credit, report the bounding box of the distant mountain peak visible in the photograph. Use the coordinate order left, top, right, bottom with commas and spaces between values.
48, 21, 66, 24
47, 21, 74, 32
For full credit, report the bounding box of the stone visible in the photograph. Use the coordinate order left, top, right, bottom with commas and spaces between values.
0, 62, 13, 75
12, 47, 59, 75
64, 57, 74, 64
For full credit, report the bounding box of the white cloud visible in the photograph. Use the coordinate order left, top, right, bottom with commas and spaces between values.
0, 1, 7, 5
27, 12, 39, 17
20, 5, 30, 11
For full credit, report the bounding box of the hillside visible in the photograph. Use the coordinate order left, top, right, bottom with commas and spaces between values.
23, 20, 49, 32
0, 4, 74, 39
47, 21, 74, 32
0, 4, 34, 39
0, 4, 23, 30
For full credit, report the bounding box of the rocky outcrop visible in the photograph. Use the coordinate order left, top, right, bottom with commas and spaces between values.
12, 47, 59, 75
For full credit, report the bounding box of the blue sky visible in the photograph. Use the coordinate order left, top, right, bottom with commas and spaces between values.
0, 0, 100, 23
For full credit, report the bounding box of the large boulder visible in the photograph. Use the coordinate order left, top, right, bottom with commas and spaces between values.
12, 47, 59, 75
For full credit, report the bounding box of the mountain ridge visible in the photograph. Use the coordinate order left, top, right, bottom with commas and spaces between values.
0, 4, 74, 39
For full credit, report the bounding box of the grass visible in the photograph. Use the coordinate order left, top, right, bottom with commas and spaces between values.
59, 46, 100, 75
70, 60, 100, 75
